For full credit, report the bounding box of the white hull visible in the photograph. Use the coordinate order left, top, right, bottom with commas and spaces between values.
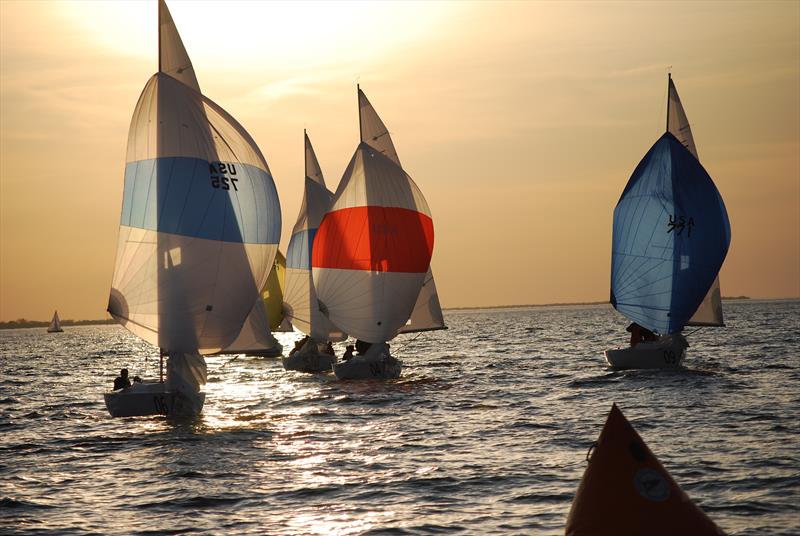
282, 349, 335, 374
333, 344, 402, 380
604, 334, 689, 369
103, 380, 205, 417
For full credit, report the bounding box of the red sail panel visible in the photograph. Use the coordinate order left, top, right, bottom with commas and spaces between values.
312, 206, 433, 273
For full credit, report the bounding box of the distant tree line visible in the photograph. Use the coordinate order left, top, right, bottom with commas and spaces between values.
0, 318, 117, 330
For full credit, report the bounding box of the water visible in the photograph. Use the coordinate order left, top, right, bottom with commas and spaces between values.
1, 300, 798, 535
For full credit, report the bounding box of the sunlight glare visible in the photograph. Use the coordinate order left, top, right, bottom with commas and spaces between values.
57, 1, 457, 72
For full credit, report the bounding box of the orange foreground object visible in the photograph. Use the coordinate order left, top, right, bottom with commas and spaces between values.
565, 404, 726, 536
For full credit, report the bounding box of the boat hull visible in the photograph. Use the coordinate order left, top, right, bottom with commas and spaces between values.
604, 334, 688, 369
282, 351, 335, 374
46, 328, 63, 333
333, 344, 402, 380
103, 381, 205, 417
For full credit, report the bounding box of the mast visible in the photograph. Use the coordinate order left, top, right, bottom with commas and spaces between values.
357, 84, 363, 143
157, 0, 161, 73
304, 128, 307, 176
666, 72, 671, 132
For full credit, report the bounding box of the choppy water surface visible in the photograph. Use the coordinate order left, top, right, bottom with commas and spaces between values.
1, 300, 798, 535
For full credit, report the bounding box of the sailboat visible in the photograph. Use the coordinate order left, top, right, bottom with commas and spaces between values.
565, 404, 726, 535
605, 74, 731, 369
282, 131, 347, 373
104, 0, 281, 417
216, 251, 289, 358
47, 311, 63, 333
312, 87, 443, 380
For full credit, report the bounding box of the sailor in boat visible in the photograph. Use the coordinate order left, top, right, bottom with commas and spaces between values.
342, 345, 355, 362
324, 341, 336, 357
355, 339, 372, 356
626, 323, 658, 347
289, 335, 310, 357
113, 368, 131, 391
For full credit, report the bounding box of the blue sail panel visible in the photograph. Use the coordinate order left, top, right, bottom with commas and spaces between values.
610, 133, 731, 334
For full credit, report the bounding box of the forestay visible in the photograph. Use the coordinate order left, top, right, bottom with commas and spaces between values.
108, 0, 280, 355
284, 133, 346, 342
610, 133, 730, 335
667, 76, 724, 327
312, 89, 435, 343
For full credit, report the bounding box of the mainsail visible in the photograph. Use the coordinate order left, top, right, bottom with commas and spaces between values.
667, 75, 725, 327
396, 268, 447, 335
284, 132, 346, 342
610, 133, 730, 334
108, 0, 280, 357
312, 87, 435, 343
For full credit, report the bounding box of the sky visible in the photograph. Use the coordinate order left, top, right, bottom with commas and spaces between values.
1, 0, 798, 321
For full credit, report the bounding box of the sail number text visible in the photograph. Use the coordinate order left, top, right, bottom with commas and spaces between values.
209, 162, 238, 191
667, 215, 694, 237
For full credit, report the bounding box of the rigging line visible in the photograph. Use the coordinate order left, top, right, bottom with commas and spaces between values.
392, 330, 425, 355
684, 326, 704, 337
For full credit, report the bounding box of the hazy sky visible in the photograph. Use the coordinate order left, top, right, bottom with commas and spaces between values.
1, 0, 798, 321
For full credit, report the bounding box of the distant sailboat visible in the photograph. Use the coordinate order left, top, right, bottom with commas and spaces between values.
104, 0, 281, 416
565, 404, 726, 535
605, 74, 731, 369
47, 311, 63, 333
312, 87, 441, 379
282, 131, 346, 373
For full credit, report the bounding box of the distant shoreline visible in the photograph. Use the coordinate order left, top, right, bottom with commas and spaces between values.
3, 296, 793, 329
0, 319, 116, 330
443, 296, 757, 312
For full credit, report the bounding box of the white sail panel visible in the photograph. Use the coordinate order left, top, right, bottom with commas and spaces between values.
312, 267, 427, 343
284, 267, 346, 341
330, 147, 431, 215
220, 297, 282, 354
359, 88, 400, 167
109, 227, 277, 353
158, 0, 200, 92
397, 268, 446, 335
667, 75, 698, 159
687, 276, 724, 327
669, 76, 724, 327
126, 74, 270, 172
304, 131, 325, 186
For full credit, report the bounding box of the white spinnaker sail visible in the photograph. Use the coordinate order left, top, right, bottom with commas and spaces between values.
108, 0, 280, 356
668, 75, 724, 327
359, 87, 400, 167
397, 267, 446, 335
312, 143, 434, 343
284, 132, 346, 342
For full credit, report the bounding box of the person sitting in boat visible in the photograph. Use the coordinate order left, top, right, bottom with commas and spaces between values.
325, 341, 335, 356
289, 335, 310, 357
113, 368, 131, 390
626, 323, 656, 347
355, 339, 372, 355
342, 345, 355, 361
